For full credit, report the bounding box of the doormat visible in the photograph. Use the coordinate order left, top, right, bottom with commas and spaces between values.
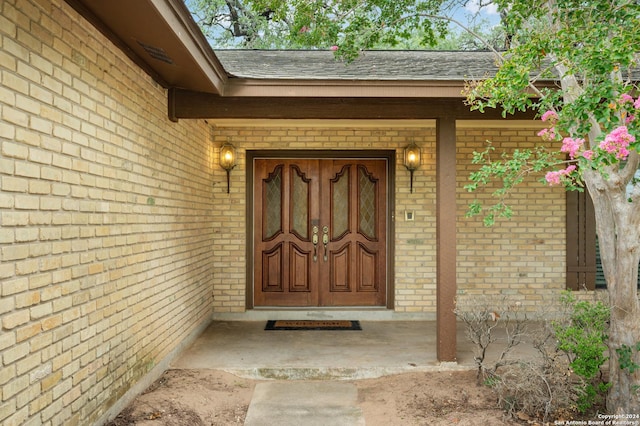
265, 320, 361, 331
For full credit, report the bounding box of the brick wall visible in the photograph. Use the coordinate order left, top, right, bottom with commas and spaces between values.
456, 122, 567, 311
1, 0, 214, 424
210, 120, 567, 315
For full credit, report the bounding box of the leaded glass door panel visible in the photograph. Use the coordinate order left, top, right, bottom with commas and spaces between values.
254, 158, 387, 307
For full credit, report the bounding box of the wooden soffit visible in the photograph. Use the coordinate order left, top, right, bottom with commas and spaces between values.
63, 0, 228, 94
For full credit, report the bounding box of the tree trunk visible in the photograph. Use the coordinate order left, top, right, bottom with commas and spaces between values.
606, 236, 640, 413
608, 304, 640, 413
585, 170, 640, 413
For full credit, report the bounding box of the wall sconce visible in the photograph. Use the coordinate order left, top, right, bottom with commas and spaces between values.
404, 143, 421, 193
219, 143, 236, 193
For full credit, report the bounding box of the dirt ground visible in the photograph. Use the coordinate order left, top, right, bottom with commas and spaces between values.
105, 369, 522, 426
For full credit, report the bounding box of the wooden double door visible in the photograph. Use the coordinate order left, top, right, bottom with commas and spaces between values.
253, 158, 388, 307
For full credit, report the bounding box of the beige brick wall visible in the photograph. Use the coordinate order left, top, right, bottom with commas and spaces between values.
456, 122, 567, 311
1, 1, 214, 424
210, 120, 568, 315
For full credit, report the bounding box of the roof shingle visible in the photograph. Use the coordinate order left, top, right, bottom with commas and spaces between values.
214, 50, 501, 81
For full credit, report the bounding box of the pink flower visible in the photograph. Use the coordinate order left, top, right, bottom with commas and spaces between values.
537, 127, 557, 141
330, 45, 339, 51
561, 137, 585, 159
616, 147, 630, 160
599, 125, 635, 160
635, 97, 640, 109
582, 150, 594, 160
545, 165, 577, 186
541, 110, 558, 122
299, 26, 309, 33
545, 170, 562, 185
620, 94, 634, 104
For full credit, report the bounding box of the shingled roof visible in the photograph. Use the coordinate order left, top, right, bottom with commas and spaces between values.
214, 50, 501, 81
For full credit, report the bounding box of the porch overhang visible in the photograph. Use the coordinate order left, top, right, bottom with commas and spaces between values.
168, 89, 537, 121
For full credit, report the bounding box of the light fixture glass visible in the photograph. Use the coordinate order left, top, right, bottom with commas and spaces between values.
404, 143, 421, 170
219, 143, 236, 170
403, 143, 421, 193
219, 143, 236, 193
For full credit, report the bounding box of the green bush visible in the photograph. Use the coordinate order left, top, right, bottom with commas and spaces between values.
616, 342, 640, 396
552, 291, 610, 413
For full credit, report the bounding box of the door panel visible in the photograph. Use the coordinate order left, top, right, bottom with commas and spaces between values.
290, 243, 311, 292
357, 244, 378, 291
254, 158, 386, 307
330, 244, 350, 292
320, 160, 387, 306
254, 159, 319, 306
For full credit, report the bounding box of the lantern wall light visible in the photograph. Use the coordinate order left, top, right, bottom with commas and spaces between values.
219, 143, 236, 193
403, 142, 421, 193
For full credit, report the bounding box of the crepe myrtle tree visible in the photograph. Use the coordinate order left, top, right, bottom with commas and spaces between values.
465, 1, 640, 414
229, 0, 640, 413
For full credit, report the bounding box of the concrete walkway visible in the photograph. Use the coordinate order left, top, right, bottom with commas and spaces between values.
171, 321, 537, 425
244, 382, 364, 426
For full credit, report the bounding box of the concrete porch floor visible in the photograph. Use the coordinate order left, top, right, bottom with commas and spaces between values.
171, 321, 537, 380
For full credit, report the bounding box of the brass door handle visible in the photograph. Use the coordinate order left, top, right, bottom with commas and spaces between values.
322, 226, 329, 262
312, 226, 319, 262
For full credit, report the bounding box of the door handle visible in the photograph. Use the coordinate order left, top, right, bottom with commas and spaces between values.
322, 226, 329, 262
312, 226, 319, 262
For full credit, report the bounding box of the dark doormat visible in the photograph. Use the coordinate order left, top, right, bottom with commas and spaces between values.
265, 320, 362, 330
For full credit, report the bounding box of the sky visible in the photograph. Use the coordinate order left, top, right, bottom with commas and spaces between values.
464, 0, 500, 16
456, 0, 501, 26
444, 0, 501, 35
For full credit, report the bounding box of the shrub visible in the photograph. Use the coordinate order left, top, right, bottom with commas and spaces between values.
455, 291, 610, 422
454, 295, 528, 382
552, 291, 610, 413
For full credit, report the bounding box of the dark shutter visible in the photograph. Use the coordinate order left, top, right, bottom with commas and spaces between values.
595, 236, 640, 289
566, 191, 597, 291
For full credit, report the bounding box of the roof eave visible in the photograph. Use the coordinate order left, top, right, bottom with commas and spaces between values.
64, 0, 228, 95
151, 0, 228, 93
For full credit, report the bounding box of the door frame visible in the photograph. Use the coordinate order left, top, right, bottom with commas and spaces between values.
246, 150, 396, 309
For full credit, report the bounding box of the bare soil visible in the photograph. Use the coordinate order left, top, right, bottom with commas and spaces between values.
105, 369, 522, 426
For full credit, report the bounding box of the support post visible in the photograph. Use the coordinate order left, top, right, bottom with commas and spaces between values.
436, 116, 457, 362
